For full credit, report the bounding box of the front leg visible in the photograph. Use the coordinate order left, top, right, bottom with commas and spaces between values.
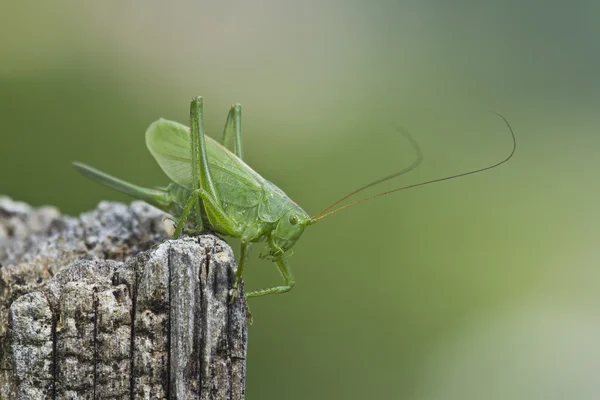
246, 255, 296, 298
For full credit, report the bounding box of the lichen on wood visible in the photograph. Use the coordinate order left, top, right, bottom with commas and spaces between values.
0, 196, 247, 399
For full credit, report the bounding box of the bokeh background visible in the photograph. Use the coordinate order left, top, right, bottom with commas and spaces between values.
2, 1, 599, 399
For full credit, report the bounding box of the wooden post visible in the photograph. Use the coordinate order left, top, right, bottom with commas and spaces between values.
0, 197, 247, 399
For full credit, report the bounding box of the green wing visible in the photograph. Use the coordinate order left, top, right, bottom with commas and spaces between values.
145, 119, 191, 186
145, 119, 264, 207
258, 181, 294, 223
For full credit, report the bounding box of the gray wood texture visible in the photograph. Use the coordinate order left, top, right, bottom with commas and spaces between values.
0, 197, 247, 399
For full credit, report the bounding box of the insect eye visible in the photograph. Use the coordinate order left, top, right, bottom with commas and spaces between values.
289, 214, 298, 225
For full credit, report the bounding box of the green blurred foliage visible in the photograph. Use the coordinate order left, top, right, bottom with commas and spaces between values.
1, 1, 599, 399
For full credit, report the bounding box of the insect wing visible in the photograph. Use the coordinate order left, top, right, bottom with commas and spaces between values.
145, 118, 263, 208
146, 119, 193, 186
258, 181, 294, 223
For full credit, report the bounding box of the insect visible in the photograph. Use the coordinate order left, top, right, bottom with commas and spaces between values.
74, 96, 516, 300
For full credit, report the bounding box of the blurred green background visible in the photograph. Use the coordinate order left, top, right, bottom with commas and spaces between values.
2, 1, 599, 399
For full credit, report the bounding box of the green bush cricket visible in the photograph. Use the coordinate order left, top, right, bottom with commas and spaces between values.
74, 96, 516, 300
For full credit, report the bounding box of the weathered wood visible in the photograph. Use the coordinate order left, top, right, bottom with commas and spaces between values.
0, 197, 247, 399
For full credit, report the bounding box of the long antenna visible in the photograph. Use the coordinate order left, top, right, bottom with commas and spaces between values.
312, 125, 424, 218
309, 112, 516, 224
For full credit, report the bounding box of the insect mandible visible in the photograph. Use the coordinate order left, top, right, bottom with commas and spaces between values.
74, 96, 516, 300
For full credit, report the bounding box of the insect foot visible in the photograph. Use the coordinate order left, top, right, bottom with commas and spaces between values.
245, 305, 254, 326
228, 288, 236, 302
229, 285, 240, 304
229, 284, 253, 324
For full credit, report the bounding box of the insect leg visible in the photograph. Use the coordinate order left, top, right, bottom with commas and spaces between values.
229, 241, 252, 303
221, 104, 243, 159
246, 255, 296, 297
193, 187, 243, 236
172, 193, 201, 238
190, 97, 220, 217
234, 241, 251, 288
